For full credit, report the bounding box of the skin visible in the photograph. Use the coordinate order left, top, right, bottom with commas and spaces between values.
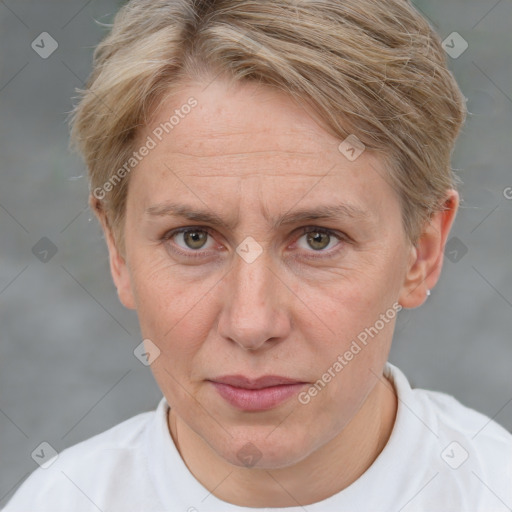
92, 77, 459, 508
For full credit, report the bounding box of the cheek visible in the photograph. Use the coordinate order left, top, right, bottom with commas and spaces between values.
128, 253, 213, 356
301, 269, 394, 342
300, 274, 397, 388
302, 323, 392, 429
131, 248, 201, 314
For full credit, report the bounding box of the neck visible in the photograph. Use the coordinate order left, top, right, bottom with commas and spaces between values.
168, 374, 397, 508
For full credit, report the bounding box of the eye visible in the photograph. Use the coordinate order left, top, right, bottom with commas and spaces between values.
162, 227, 216, 258
295, 227, 345, 257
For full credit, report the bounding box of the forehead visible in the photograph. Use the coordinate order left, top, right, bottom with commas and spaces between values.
130, 78, 399, 230
141, 78, 347, 167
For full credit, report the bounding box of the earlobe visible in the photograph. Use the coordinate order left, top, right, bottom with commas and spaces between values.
398, 190, 459, 309
89, 195, 137, 311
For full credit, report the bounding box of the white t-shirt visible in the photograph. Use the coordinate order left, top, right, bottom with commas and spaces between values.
3, 363, 511, 512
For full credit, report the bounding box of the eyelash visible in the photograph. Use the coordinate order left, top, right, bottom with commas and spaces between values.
161, 226, 348, 260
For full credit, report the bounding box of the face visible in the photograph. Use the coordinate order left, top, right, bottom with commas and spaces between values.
101, 77, 455, 469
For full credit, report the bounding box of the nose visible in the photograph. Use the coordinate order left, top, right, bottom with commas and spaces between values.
216, 249, 291, 352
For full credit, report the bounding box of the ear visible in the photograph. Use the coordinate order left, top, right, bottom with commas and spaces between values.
398, 189, 459, 309
89, 195, 137, 310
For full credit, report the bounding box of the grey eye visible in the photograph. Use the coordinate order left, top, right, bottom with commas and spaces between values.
178, 230, 210, 250
297, 229, 341, 253
305, 231, 331, 251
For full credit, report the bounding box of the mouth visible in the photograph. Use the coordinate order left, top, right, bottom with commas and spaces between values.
207, 375, 308, 411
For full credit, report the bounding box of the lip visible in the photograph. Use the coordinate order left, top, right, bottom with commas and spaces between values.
208, 375, 307, 411
211, 374, 304, 389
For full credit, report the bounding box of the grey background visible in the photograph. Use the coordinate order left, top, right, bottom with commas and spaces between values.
0, 0, 511, 505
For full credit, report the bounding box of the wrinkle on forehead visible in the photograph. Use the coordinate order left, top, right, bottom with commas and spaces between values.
168, 149, 323, 158
172, 173, 332, 179
151, 146, 346, 180
162, 135, 338, 164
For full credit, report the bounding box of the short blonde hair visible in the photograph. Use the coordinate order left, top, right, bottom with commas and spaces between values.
70, 0, 467, 258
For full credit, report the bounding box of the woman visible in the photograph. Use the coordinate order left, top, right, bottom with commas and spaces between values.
4, 0, 511, 510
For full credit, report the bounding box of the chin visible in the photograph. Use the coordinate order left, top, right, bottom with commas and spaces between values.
215, 427, 316, 470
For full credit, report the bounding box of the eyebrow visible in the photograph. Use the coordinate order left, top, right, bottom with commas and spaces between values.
144, 201, 372, 231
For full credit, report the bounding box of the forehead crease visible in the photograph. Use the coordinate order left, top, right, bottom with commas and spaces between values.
167, 149, 321, 158
157, 148, 329, 170
151, 154, 339, 181
164, 125, 331, 156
